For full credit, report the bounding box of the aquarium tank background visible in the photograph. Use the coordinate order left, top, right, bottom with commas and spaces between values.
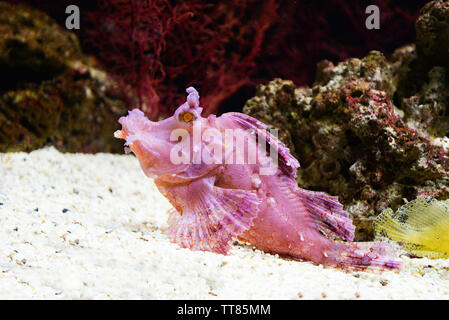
3, 0, 449, 301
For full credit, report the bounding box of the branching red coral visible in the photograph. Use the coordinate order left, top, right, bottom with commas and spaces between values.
84, 0, 193, 119
84, 0, 277, 119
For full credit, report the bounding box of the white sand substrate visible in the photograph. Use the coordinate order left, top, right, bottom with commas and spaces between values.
1, 147, 449, 300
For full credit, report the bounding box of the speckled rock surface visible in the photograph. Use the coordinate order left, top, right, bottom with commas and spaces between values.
416, 0, 449, 66
0, 2, 128, 153
244, 1, 449, 241
393, 1, 449, 138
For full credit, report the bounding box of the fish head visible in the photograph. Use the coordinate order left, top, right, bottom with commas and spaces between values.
114, 87, 215, 179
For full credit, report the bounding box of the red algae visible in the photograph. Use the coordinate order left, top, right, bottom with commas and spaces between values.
82, 0, 425, 118
85, 0, 277, 119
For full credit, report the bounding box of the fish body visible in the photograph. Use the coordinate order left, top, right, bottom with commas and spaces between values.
115, 87, 400, 271
374, 197, 449, 259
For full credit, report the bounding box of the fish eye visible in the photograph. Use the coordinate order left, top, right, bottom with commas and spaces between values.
179, 111, 195, 123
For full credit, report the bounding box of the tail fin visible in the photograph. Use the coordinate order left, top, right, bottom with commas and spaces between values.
325, 241, 401, 271
374, 197, 449, 259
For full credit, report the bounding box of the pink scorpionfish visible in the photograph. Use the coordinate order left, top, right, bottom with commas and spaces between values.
114, 87, 400, 271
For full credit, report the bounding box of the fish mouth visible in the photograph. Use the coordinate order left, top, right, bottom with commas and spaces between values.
114, 130, 129, 153
128, 136, 161, 158
114, 129, 161, 158
114, 129, 132, 154
114, 129, 125, 140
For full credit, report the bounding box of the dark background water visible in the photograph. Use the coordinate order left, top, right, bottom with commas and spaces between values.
4, 0, 430, 115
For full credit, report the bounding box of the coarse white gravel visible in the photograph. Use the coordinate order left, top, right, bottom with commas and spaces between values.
1, 147, 449, 300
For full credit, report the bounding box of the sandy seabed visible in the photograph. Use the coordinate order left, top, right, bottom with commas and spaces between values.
1, 147, 449, 300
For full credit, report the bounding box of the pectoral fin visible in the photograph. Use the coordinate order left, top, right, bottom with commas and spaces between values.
165, 177, 261, 254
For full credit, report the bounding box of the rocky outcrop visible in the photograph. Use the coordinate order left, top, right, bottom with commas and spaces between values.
0, 2, 128, 153
243, 1, 449, 240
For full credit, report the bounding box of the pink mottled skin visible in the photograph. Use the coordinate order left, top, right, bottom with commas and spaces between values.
115, 87, 401, 271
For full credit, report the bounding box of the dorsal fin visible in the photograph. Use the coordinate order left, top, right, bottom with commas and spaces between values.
218, 113, 300, 177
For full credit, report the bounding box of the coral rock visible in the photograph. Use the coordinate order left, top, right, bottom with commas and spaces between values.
244, 48, 449, 240
415, 0, 449, 65
0, 2, 128, 153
